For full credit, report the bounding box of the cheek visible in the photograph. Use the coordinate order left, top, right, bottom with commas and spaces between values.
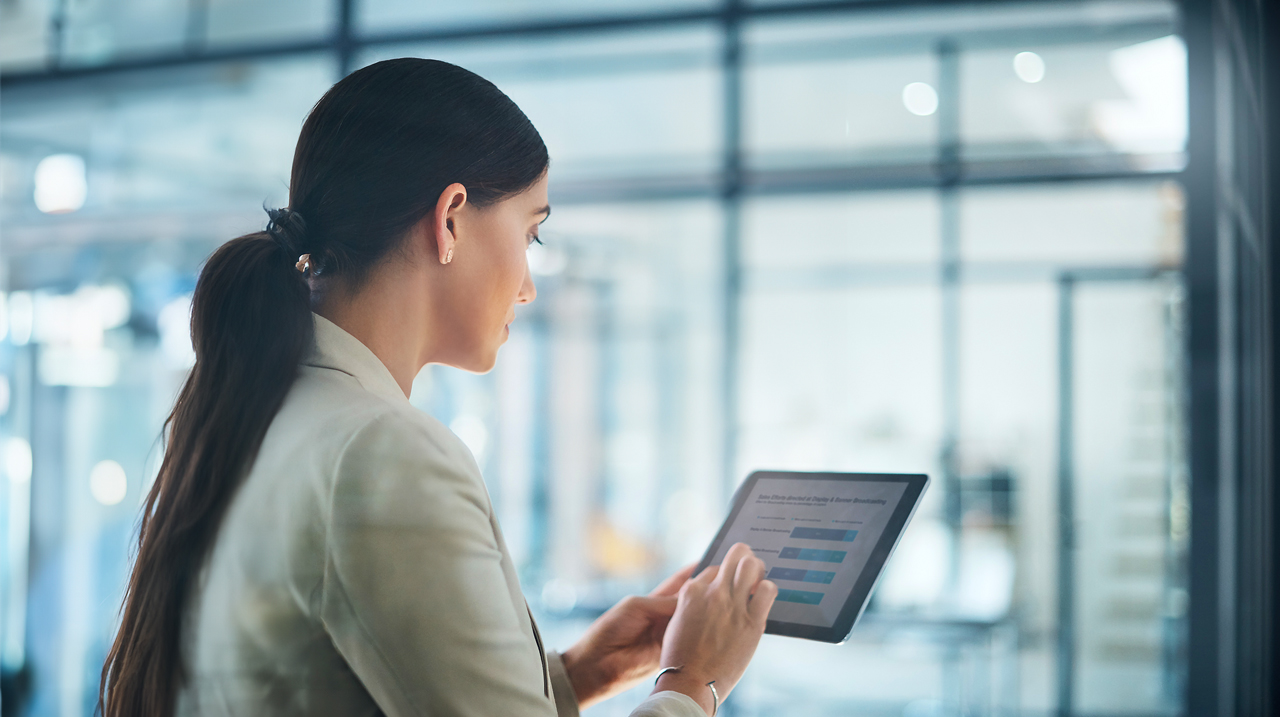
502, 245, 527, 294
480, 243, 525, 314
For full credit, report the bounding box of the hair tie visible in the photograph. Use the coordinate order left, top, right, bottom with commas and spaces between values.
264, 207, 314, 274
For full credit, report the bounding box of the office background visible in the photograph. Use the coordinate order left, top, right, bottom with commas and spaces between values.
0, 1, 1276, 716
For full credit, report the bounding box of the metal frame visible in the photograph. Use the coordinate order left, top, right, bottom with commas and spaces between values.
1182, 0, 1279, 715
1053, 267, 1179, 717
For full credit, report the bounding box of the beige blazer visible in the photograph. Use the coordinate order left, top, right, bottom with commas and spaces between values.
176, 313, 702, 717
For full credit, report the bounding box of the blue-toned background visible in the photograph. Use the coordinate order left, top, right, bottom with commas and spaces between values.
0, 1, 1189, 715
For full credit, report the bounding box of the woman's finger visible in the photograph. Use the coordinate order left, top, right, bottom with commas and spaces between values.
715, 543, 752, 589
690, 564, 719, 586
732, 554, 766, 598
748, 580, 779, 625
650, 563, 697, 597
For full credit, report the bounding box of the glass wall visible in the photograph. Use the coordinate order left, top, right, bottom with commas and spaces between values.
0, 1, 1188, 715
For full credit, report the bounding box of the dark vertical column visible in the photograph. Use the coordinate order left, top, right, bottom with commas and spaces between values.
184, 0, 210, 54
336, 0, 356, 78
49, 0, 68, 69
720, 0, 744, 501
1055, 275, 1076, 717
1267, 5, 1280, 714
936, 37, 962, 578
935, 37, 966, 712
1181, 0, 1226, 714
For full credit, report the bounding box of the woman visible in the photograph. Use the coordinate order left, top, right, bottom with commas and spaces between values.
99, 59, 777, 717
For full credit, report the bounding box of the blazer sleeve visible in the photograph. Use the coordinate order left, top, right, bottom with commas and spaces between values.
321, 413, 555, 717
320, 411, 708, 717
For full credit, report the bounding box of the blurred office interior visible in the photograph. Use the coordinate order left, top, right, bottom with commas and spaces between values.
0, 1, 1276, 716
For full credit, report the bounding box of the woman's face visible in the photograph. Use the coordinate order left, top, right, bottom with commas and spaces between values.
433, 174, 548, 373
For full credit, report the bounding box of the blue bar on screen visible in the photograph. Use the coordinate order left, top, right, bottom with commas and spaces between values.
790, 527, 858, 542
778, 547, 847, 563
767, 567, 836, 584
775, 589, 824, 605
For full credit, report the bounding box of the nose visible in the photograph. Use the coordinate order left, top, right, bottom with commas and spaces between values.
517, 259, 537, 305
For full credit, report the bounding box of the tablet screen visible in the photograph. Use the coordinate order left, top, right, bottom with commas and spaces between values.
698, 471, 928, 641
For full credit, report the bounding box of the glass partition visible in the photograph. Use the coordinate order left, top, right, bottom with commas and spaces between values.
0, 1, 1188, 715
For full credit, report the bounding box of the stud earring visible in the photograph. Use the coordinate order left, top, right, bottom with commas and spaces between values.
443, 248, 453, 265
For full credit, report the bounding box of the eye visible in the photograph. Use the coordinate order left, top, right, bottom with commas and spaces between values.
528, 233, 543, 247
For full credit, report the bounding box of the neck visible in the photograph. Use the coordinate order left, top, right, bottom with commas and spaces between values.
311, 266, 433, 398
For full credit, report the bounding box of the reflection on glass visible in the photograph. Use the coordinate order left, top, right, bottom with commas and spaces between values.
961, 37, 1187, 161
746, 51, 938, 168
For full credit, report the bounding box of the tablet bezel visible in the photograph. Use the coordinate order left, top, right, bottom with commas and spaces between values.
695, 470, 930, 644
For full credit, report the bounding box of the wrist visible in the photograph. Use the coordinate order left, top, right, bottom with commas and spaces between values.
561, 644, 607, 707
653, 671, 715, 717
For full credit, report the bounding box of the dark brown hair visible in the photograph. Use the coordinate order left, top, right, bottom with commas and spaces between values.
98, 58, 548, 716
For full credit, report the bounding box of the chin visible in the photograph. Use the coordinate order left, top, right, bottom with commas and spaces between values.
457, 350, 500, 375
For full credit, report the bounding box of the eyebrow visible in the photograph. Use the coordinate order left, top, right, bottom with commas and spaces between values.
534, 205, 551, 223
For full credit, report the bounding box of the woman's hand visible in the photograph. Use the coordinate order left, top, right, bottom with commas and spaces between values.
560, 564, 697, 709
652, 543, 778, 716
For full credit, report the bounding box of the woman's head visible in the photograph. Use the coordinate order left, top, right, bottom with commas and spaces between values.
285, 58, 548, 285
100, 58, 547, 717
290, 57, 549, 372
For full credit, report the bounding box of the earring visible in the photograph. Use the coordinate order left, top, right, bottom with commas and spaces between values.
443, 248, 453, 265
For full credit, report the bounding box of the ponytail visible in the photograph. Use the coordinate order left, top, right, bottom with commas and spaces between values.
99, 57, 547, 716
99, 232, 311, 716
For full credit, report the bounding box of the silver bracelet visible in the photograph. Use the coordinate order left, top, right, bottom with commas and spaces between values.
654, 666, 719, 716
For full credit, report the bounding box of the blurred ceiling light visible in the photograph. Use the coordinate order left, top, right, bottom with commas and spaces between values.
85, 284, 132, 330
1093, 35, 1188, 154
527, 242, 568, 276
38, 346, 119, 387
89, 460, 128, 506
8, 292, 33, 346
0, 376, 9, 417
24, 284, 132, 353
5, 437, 32, 485
902, 82, 938, 116
1013, 51, 1045, 83
33, 154, 87, 214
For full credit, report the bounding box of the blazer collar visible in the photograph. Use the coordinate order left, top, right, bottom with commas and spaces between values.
303, 313, 410, 406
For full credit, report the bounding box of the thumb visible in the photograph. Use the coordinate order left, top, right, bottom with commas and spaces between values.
748, 580, 778, 625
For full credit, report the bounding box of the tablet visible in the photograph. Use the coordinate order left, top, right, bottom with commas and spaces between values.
696, 470, 929, 643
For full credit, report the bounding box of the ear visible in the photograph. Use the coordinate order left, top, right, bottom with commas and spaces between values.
433, 183, 468, 265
